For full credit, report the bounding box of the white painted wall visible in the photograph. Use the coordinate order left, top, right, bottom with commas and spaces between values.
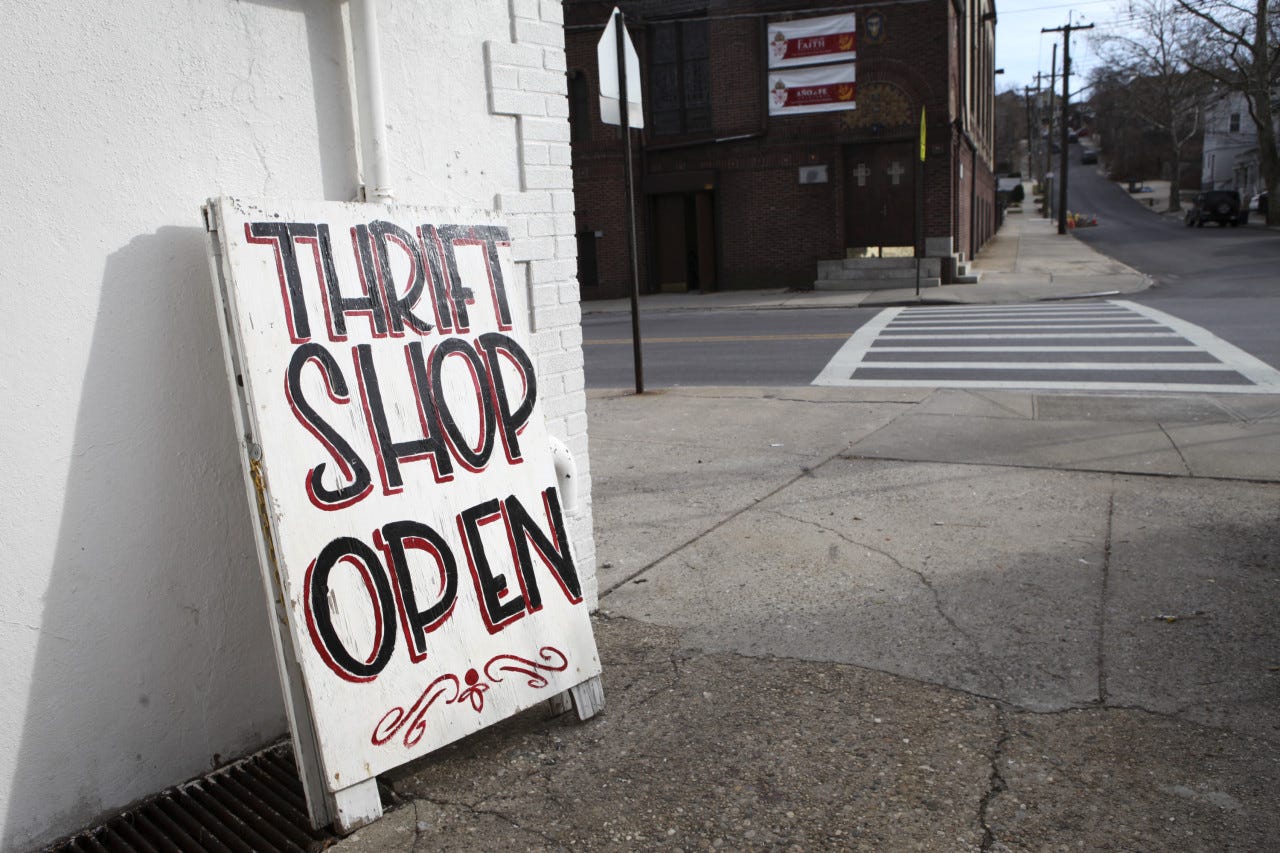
0, 1, 589, 849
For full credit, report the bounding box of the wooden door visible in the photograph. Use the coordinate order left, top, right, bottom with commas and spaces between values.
844, 142, 915, 250
653, 194, 686, 292
652, 191, 716, 292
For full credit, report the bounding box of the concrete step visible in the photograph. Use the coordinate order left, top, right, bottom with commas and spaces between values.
950, 255, 980, 284
817, 258, 942, 278
815, 277, 942, 291
819, 257, 940, 272
818, 267, 932, 281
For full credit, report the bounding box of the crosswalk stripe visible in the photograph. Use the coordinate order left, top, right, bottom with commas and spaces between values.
1116, 300, 1280, 389
812, 306, 902, 385
853, 361, 1237, 371
882, 323, 1162, 331
824, 379, 1268, 392
814, 300, 1280, 393
897, 307, 1126, 316
878, 332, 1182, 339
890, 308, 1130, 316
868, 346, 1199, 352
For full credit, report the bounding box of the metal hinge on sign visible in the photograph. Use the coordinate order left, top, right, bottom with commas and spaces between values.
203, 203, 219, 233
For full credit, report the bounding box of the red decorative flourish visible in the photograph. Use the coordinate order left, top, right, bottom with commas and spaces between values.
372, 647, 569, 747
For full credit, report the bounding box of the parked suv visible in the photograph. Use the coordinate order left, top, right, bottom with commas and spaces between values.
1185, 190, 1247, 227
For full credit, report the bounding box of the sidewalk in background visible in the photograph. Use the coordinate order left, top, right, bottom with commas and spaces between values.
581, 208, 1150, 315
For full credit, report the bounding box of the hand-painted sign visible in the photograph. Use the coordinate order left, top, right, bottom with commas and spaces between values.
205, 198, 601, 802
767, 63, 857, 116
766, 13, 857, 68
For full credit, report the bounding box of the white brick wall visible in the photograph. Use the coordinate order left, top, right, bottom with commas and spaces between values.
486, 0, 597, 607
0, 1, 595, 846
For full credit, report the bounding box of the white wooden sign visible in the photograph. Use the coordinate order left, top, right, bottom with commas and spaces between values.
204, 198, 602, 830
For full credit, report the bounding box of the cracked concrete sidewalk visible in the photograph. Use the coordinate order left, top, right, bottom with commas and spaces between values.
334, 386, 1280, 851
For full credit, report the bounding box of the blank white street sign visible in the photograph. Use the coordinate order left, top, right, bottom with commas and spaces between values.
598, 8, 643, 128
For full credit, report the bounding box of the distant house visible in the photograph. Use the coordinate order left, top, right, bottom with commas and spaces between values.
565, 0, 999, 296
1200, 89, 1275, 198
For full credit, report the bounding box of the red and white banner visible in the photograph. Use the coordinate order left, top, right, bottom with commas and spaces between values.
767, 62, 857, 116
766, 13, 857, 68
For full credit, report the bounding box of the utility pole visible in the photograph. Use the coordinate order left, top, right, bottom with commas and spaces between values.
1023, 85, 1036, 181
1028, 74, 1050, 187
1042, 21, 1094, 234
1038, 49, 1057, 218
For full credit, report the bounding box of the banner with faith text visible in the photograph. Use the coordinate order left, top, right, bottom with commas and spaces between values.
766, 13, 857, 68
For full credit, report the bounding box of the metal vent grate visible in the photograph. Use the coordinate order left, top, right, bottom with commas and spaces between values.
45, 743, 336, 852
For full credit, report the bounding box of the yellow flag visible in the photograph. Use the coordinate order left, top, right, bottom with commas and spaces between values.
919, 107, 927, 162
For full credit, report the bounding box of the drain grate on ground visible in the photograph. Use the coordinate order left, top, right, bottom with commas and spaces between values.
45, 742, 337, 852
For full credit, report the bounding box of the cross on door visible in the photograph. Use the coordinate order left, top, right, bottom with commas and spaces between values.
852, 163, 870, 187
887, 161, 905, 185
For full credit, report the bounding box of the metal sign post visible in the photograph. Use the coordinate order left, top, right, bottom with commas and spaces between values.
915, 107, 925, 299
598, 8, 645, 394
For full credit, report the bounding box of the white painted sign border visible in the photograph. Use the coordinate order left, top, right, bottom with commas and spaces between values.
203, 198, 603, 833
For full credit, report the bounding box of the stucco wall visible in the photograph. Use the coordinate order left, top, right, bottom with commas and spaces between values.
0, 1, 588, 849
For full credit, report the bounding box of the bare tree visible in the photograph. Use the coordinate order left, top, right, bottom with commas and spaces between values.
994, 88, 1027, 174
1176, 0, 1280, 224
1094, 0, 1211, 211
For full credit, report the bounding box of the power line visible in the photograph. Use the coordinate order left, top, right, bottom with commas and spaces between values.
1000, 0, 1115, 16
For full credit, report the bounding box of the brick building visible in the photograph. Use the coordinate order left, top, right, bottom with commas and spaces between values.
565, 0, 998, 296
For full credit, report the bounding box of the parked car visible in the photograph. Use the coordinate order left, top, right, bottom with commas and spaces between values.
1080, 149, 1098, 165
1185, 190, 1247, 227
1250, 191, 1269, 217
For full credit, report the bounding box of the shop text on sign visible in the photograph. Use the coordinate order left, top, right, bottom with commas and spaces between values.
247, 221, 532, 515
207, 199, 601, 795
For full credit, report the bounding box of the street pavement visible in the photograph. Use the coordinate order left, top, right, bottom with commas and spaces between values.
333, 210, 1280, 851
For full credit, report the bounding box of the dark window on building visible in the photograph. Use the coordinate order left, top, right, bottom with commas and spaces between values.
576, 232, 599, 288
649, 19, 711, 136
1229, 112, 1240, 132
569, 70, 590, 143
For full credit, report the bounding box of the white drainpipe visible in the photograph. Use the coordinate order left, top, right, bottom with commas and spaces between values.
347, 2, 581, 511
350, 0, 394, 203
